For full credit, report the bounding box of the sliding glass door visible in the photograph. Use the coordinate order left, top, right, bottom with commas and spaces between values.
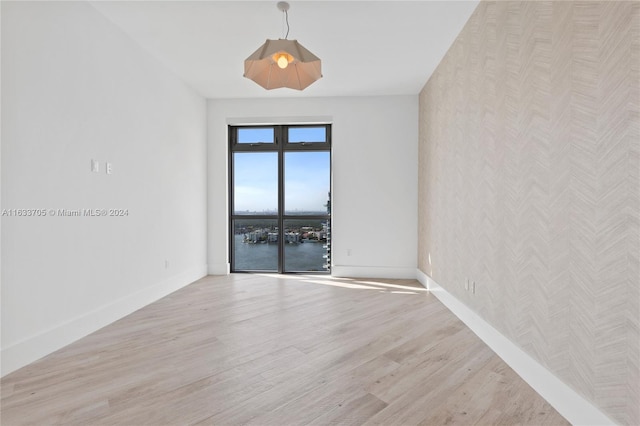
229, 124, 331, 273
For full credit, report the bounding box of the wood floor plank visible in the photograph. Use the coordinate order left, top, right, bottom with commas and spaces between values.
1, 274, 569, 425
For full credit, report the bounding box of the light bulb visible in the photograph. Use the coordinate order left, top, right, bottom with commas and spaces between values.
277, 54, 289, 69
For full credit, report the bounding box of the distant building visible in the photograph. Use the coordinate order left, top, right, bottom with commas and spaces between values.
285, 232, 300, 244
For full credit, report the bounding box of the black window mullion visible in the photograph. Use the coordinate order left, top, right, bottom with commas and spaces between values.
228, 129, 236, 271
282, 215, 330, 221
277, 126, 285, 273
228, 134, 233, 271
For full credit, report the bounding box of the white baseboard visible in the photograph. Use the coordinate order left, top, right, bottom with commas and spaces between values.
416, 269, 615, 426
331, 265, 417, 279
1, 265, 208, 377
208, 262, 230, 275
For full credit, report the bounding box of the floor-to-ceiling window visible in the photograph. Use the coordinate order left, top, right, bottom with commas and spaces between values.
229, 124, 331, 273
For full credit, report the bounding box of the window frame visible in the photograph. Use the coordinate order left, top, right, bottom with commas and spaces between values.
228, 124, 332, 274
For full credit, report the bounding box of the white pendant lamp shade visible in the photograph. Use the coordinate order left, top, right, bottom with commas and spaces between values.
243, 2, 322, 90
244, 39, 322, 90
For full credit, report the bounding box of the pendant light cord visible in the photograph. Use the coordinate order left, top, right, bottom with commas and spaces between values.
278, 1, 290, 39
284, 9, 290, 39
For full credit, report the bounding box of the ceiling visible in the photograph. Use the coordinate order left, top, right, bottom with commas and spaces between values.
90, 1, 479, 99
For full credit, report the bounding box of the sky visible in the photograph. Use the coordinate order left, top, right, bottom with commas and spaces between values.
233, 127, 330, 213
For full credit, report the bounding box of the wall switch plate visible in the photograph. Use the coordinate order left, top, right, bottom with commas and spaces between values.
91, 159, 99, 173
106, 162, 113, 174
465, 278, 469, 291
472, 281, 476, 294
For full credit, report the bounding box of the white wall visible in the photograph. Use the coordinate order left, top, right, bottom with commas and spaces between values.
1, 1, 207, 375
208, 96, 418, 278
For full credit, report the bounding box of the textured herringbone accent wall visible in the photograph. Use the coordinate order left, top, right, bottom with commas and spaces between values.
418, 1, 639, 424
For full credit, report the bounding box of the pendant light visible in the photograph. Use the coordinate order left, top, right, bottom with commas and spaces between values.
244, 1, 322, 90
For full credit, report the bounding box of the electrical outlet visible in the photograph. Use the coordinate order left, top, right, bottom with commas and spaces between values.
346, 249, 352, 256
91, 159, 99, 173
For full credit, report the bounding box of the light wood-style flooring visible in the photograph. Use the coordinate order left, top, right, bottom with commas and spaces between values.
1, 274, 568, 425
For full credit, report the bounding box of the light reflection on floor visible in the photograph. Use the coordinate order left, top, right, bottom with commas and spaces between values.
252, 273, 429, 295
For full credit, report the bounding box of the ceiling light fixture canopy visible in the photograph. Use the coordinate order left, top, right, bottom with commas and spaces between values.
244, 1, 322, 90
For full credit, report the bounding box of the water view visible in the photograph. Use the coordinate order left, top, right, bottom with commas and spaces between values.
233, 234, 328, 271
